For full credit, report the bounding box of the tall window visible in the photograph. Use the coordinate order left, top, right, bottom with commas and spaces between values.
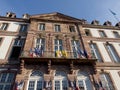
84, 29, 91, 36
10, 38, 24, 59
71, 40, 81, 58
89, 43, 103, 62
105, 43, 120, 63
113, 31, 120, 38
36, 38, 45, 49
39, 23, 45, 31
55, 25, 61, 32
69, 26, 75, 32
54, 71, 68, 90
28, 71, 44, 90
0, 23, 8, 30
99, 31, 107, 37
54, 39, 62, 51
99, 73, 114, 90
19, 24, 27, 32
0, 72, 15, 90
77, 71, 92, 90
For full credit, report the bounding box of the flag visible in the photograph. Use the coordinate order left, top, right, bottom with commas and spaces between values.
15, 80, 24, 90
77, 48, 85, 58
62, 50, 68, 57
109, 9, 116, 15
83, 50, 88, 58
29, 48, 33, 57
55, 50, 62, 57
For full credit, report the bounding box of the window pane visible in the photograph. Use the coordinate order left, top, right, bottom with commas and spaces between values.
0, 85, 3, 90
4, 85, 11, 90
39, 23, 45, 30
28, 81, 35, 90
62, 80, 68, 90
69, 26, 75, 32
78, 80, 84, 90
55, 81, 60, 90
100, 73, 114, 90
7, 73, 14, 82
19, 24, 27, 32
89, 43, 102, 62
55, 25, 60, 32
0, 23, 8, 30
113, 32, 120, 38
37, 81, 42, 90
0, 73, 7, 82
85, 29, 91, 36
99, 31, 106, 37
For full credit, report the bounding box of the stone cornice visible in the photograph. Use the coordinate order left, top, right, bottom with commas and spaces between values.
0, 16, 29, 23
82, 24, 120, 30
83, 36, 120, 42
0, 31, 27, 36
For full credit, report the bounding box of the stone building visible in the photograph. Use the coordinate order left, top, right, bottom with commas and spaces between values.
0, 12, 120, 90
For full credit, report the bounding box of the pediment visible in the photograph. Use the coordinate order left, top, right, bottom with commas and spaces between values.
31, 12, 82, 22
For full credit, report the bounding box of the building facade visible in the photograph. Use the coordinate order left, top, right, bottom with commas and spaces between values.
0, 12, 120, 90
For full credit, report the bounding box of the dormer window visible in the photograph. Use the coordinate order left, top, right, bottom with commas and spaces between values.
69, 26, 75, 32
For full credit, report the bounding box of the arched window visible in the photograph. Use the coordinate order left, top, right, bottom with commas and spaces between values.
99, 73, 114, 90
54, 71, 68, 90
77, 71, 93, 90
27, 71, 44, 90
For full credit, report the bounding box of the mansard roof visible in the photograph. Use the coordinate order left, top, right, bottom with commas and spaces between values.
30, 12, 85, 23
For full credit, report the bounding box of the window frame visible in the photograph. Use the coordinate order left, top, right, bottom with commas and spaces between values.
84, 29, 91, 36
69, 26, 75, 32
89, 43, 103, 62
0, 23, 9, 31
19, 24, 27, 32
54, 39, 63, 51
54, 71, 68, 90
39, 23, 45, 31
0, 71, 16, 90
99, 73, 115, 90
35, 38, 45, 50
99, 30, 107, 37
54, 24, 61, 32
27, 71, 44, 90
113, 31, 120, 38
77, 71, 93, 90
104, 43, 120, 63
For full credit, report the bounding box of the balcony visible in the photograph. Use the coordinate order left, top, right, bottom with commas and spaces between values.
20, 50, 97, 65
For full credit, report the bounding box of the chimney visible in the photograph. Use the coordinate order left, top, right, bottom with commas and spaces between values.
91, 20, 99, 25
22, 14, 30, 19
103, 21, 112, 26
6, 12, 16, 18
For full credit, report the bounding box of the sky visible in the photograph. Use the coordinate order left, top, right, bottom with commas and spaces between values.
0, 0, 120, 25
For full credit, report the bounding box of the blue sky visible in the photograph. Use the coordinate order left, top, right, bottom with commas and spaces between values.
0, 0, 120, 25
